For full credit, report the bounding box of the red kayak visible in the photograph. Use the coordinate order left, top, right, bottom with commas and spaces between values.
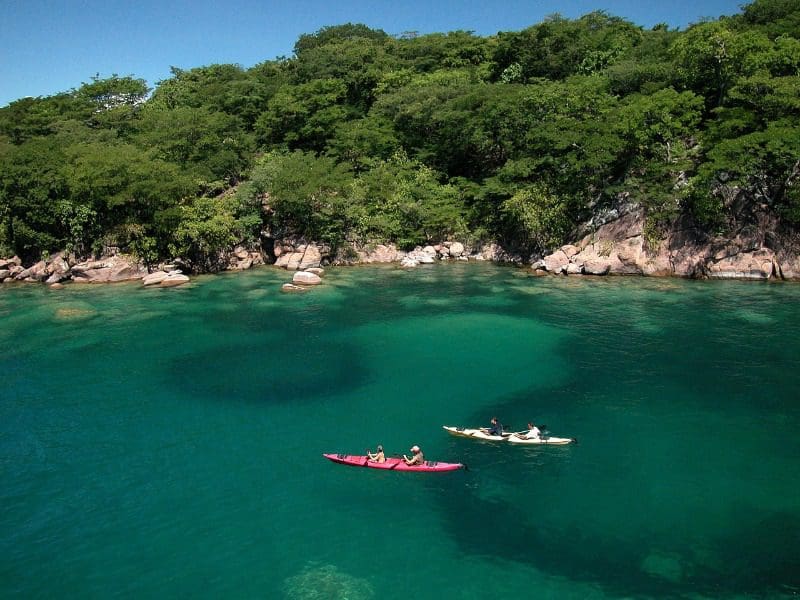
323, 453, 464, 472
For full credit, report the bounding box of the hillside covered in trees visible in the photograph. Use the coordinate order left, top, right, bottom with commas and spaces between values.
1, 0, 798, 271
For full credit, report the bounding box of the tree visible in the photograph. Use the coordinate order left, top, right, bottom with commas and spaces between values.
670, 22, 773, 108
254, 78, 353, 151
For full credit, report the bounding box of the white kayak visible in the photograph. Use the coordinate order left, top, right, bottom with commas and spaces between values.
443, 426, 576, 445
506, 434, 575, 445
442, 426, 508, 441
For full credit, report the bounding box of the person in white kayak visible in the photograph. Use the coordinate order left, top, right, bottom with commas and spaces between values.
403, 445, 425, 465
482, 417, 504, 437
513, 422, 541, 440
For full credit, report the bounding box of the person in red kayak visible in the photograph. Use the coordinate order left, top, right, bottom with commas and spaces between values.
367, 445, 386, 463
403, 445, 425, 466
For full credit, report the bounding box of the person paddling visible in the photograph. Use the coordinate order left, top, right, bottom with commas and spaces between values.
367, 445, 386, 463
403, 445, 424, 466
483, 417, 504, 437
514, 422, 541, 440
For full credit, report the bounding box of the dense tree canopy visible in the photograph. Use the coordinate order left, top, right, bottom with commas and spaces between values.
1, 0, 797, 266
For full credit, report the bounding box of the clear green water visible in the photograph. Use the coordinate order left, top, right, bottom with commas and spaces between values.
2, 263, 799, 599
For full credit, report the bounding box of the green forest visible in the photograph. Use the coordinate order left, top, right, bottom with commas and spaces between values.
1, 0, 798, 270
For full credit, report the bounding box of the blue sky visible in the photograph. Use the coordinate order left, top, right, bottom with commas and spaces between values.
1, 0, 746, 107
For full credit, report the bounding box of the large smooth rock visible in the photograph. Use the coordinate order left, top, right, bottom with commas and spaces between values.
543, 250, 570, 273
305, 267, 325, 276
72, 256, 145, 283
142, 271, 169, 286
365, 244, 398, 263
584, 259, 612, 275
298, 245, 322, 270
292, 271, 322, 285
0, 269, 9, 279
449, 241, 465, 257
281, 283, 307, 292
159, 273, 190, 287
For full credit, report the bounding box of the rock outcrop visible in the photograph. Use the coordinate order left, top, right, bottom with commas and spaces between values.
71, 256, 147, 283
536, 207, 797, 280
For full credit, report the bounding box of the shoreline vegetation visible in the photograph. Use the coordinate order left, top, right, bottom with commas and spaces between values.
2, 1, 799, 285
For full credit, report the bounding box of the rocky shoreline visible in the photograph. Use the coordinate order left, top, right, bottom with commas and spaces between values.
2, 209, 799, 288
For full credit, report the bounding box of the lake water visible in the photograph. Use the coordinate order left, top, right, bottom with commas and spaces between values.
2, 263, 799, 598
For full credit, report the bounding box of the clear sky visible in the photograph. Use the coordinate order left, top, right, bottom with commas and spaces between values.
1, 0, 746, 107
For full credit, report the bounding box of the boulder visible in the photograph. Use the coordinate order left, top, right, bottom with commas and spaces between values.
236, 258, 253, 271
278, 244, 323, 270
422, 245, 437, 256
707, 249, 775, 280
449, 242, 465, 257
71, 256, 145, 283
0, 269, 9, 279
159, 273, 190, 287
400, 256, 419, 267
49, 282, 65, 290
566, 263, 583, 275
561, 244, 580, 258
142, 271, 170, 286
366, 244, 399, 263
298, 245, 322, 270
305, 267, 325, 276
543, 250, 570, 273
281, 283, 307, 292
584, 259, 612, 275
15, 261, 48, 281
47, 254, 70, 276
0, 256, 21, 269
293, 271, 322, 285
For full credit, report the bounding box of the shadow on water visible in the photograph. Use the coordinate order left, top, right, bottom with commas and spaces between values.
434, 480, 800, 596
165, 338, 369, 403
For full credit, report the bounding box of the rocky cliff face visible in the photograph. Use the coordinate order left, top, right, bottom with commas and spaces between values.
535, 206, 800, 281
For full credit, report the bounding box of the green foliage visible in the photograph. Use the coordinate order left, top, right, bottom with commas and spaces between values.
500, 183, 573, 253
0, 6, 796, 268
491, 12, 642, 81
168, 195, 241, 271
735, 0, 800, 39
254, 78, 352, 151
670, 22, 774, 107
134, 105, 253, 182
242, 151, 354, 245
349, 152, 467, 247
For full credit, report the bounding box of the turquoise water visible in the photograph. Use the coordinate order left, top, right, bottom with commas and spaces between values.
2, 263, 799, 598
